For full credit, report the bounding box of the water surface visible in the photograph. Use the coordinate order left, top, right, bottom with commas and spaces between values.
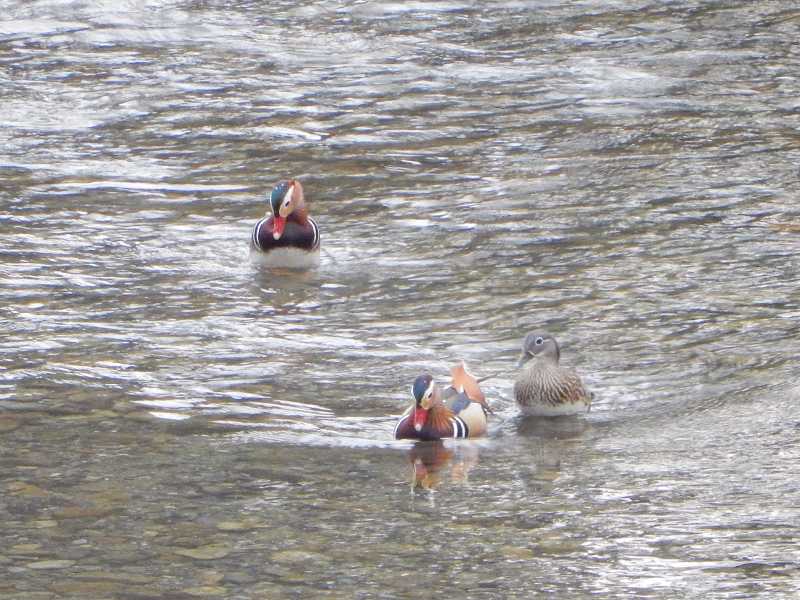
2, 1, 799, 598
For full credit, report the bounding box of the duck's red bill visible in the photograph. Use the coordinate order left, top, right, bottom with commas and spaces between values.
272, 216, 286, 240
413, 407, 429, 431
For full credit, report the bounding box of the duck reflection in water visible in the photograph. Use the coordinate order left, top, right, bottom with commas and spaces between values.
407, 440, 480, 490
515, 414, 590, 440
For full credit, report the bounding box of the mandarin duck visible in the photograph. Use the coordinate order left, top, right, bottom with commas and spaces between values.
514, 332, 592, 416
394, 362, 490, 441
251, 179, 320, 268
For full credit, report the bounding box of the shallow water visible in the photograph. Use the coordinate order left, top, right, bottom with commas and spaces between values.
2, 0, 800, 598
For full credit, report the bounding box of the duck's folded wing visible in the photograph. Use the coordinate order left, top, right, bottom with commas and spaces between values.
443, 387, 472, 414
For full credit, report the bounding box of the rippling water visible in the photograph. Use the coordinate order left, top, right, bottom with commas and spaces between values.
2, 1, 800, 598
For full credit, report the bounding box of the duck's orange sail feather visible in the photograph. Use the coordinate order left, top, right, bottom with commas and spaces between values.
450, 361, 488, 407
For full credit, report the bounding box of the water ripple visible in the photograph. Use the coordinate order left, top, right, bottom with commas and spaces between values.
2, 1, 800, 597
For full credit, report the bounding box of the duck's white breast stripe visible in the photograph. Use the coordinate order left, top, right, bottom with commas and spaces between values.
252, 218, 267, 251
309, 217, 320, 249
452, 417, 467, 438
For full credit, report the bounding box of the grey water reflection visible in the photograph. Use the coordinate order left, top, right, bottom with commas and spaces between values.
2, 0, 800, 598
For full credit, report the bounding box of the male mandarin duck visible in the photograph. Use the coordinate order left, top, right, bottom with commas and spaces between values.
251, 178, 320, 268
394, 362, 490, 441
514, 332, 592, 416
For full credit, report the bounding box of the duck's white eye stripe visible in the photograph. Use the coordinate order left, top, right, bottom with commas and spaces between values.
424, 379, 435, 399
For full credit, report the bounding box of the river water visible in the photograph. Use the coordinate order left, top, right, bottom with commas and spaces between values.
2, 1, 799, 598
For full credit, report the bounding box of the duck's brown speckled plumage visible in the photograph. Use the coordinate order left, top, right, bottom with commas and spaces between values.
514, 332, 592, 416
514, 361, 591, 409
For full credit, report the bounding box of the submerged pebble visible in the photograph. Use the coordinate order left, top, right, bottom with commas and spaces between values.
26, 560, 76, 570
172, 544, 233, 561
0, 416, 21, 432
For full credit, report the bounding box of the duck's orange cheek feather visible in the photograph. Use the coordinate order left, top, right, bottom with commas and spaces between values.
272, 216, 286, 240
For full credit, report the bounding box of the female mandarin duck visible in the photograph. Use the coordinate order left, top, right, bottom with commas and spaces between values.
251, 178, 320, 268
394, 362, 490, 441
514, 332, 592, 416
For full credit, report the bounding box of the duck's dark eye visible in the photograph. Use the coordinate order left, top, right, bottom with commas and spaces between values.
535, 337, 544, 345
